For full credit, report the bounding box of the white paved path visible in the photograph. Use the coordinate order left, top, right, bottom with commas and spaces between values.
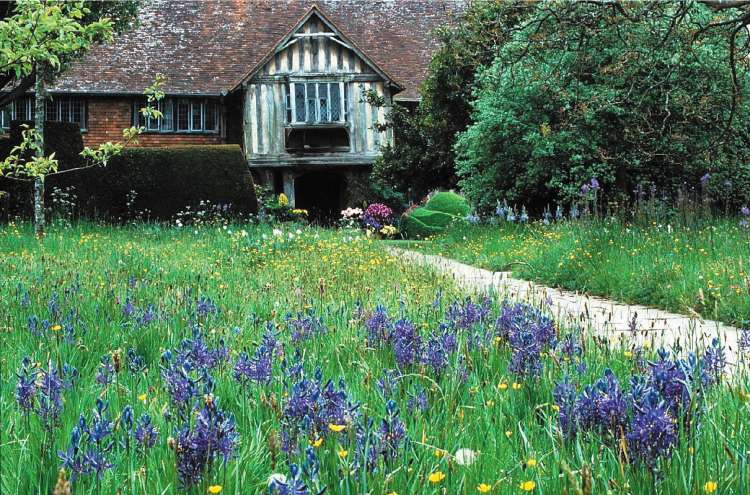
395, 249, 747, 372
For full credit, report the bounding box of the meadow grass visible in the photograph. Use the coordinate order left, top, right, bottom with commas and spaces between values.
0, 222, 748, 495
414, 220, 750, 326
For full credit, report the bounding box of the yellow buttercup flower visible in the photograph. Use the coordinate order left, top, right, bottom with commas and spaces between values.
51, 324, 62, 332
704, 481, 718, 493
505, 430, 513, 438
338, 448, 348, 459
512, 382, 522, 390
328, 423, 346, 432
278, 193, 289, 206
624, 351, 633, 358
434, 449, 445, 458
138, 393, 147, 402
498, 382, 508, 391
311, 437, 323, 448
428, 471, 446, 484
526, 458, 537, 467
519, 480, 536, 491
477, 483, 492, 493
207, 485, 222, 494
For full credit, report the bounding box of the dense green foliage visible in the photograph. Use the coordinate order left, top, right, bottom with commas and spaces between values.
456, 2, 750, 213
1, 223, 747, 494
416, 220, 750, 326
1, 120, 84, 169
1, 145, 257, 219
402, 191, 470, 238
371, 0, 531, 201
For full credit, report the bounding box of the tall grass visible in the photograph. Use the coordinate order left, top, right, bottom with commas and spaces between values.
417, 219, 750, 326
0, 222, 747, 494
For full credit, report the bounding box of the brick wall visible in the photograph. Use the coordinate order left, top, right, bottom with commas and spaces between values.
83, 97, 226, 148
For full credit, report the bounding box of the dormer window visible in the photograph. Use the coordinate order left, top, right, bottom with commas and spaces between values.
286, 82, 346, 125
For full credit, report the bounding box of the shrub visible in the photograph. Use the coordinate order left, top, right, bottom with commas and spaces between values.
401, 191, 469, 239
456, 2, 750, 213
425, 191, 470, 217
0, 145, 257, 220
4, 120, 84, 170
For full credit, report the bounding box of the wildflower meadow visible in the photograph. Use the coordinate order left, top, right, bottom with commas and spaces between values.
1, 222, 748, 494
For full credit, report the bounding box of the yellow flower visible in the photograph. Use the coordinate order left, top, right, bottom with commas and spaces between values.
138, 393, 147, 403
498, 382, 508, 391
311, 437, 323, 448
477, 483, 492, 493
526, 458, 537, 467
386, 492, 398, 495
328, 423, 346, 432
51, 324, 62, 332
512, 383, 522, 390
551, 404, 560, 412
704, 481, 718, 493
278, 193, 289, 206
207, 485, 222, 494
519, 480, 536, 491
486, 400, 495, 407
428, 471, 446, 484
624, 351, 633, 358
434, 449, 445, 458
338, 448, 348, 459
505, 430, 513, 438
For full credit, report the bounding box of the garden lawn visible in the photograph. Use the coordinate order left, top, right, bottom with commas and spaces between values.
0, 222, 748, 495
415, 220, 750, 327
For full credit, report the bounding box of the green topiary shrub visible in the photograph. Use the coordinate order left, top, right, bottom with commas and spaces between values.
424, 191, 470, 216
0, 144, 257, 220
401, 191, 469, 239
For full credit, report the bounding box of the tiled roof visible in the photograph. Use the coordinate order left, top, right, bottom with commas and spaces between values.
51, 0, 463, 100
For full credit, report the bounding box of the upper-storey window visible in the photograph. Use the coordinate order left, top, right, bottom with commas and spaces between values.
1, 96, 86, 131
134, 97, 220, 133
286, 82, 346, 125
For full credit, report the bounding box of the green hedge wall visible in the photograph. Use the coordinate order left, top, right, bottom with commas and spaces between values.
1, 145, 257, 220
3, 120, 85, 170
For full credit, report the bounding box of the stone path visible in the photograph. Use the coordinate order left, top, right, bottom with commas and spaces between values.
394, 249, 747, 373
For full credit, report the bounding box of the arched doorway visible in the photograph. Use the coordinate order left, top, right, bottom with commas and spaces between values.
294, 171, 344, 224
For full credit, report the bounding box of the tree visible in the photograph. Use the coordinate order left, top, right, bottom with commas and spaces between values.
0, 1, 139, 108
455, 1, 750, 213
371, 0, 532, 202
0, 0, 144, 236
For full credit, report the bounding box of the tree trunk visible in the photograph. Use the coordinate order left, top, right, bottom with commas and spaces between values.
33, 64, 46, 237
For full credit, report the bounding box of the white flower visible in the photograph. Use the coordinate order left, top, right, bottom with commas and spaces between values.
241, 230, 248, 237
454, 448, 477, 466
296, 229, 302, 235
273, 228, 283, 237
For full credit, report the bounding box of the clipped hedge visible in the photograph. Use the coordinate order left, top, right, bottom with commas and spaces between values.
3, 120, 85, 170
425, 191, 470, 217
402, 191, 470, 239
1, 145, 257, 220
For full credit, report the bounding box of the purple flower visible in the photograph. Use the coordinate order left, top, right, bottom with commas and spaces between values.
286, 311, 327, 343
590, 178, 600, 190
378, 400, 407, 462
553, 378, 578, 436
701, 338, 726, 385
392, 319, 421, 368
580, 183, 591, 195
58, 400, 115, 481
626, 400, 677, 467
95, 354, 116, 387
134, 414, 158, 450
700, 173, 711, 187
497, 302, 556, 377
15, 357, 37, 414
741, 206, 750, 217
366, 305, 392, 346
195, 296, 218, 318
174, 399, 238, 487
445, 297, 491, 331
739, 327, 750, 352
362, 203, 393, 230
234, 329, 277, 385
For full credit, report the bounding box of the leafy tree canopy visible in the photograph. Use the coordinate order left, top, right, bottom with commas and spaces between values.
456, 1, 750, 213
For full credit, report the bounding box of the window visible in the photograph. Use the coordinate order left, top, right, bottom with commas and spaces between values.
0, 96, 34, 129
134, 97, 220, 133
44, 96, 86, 129
289, 82, 346, 124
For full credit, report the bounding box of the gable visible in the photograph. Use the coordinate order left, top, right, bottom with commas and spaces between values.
249, 9, 395, 87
